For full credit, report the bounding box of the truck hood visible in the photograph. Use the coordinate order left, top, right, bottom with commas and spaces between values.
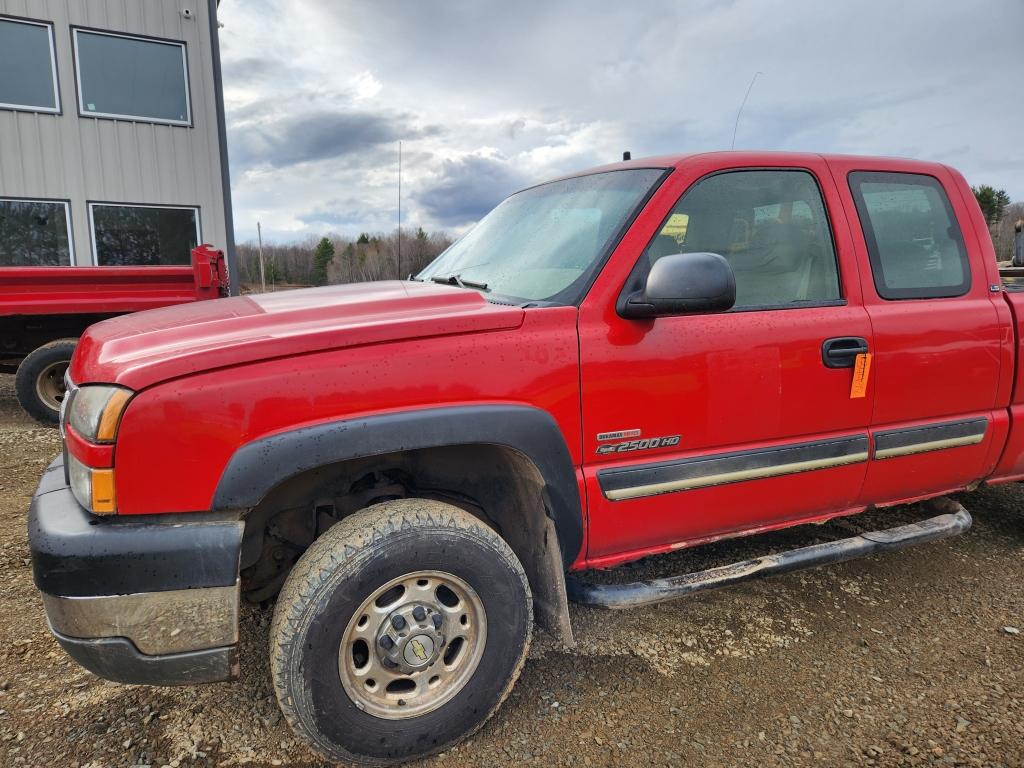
71, 281, 525, 390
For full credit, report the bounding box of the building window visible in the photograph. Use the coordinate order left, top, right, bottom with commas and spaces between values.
0, 17, 60, 113
0, 199, 74, 267
89, 204, 200, 266
73, 29, 191, 125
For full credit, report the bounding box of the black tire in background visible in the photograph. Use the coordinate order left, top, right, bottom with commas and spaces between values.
14, 338, 77, 425
270, 498, 533, 766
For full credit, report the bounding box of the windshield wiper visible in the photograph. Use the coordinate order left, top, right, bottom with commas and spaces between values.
430, 274, 489, 292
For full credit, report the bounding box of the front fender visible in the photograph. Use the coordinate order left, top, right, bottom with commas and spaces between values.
212, 405, 584, 567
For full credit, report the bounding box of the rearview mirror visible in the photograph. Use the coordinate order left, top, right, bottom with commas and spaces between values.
620, 251, 736, 319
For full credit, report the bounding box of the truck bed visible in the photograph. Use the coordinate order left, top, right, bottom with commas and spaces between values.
999, 265, 1024, 292
0, 263, 221, 317
1, 244, 228, 318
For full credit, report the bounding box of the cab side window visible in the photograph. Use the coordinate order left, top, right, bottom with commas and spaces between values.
849, 172, 970, 299
644, 170, 841, 309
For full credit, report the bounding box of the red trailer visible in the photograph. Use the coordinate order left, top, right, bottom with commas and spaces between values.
1, 244, 227, 423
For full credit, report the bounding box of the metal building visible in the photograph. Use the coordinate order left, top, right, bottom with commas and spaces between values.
0, 0, 236, 291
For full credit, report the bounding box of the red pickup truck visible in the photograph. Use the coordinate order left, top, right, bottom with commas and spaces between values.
1, 245, 227, 423
29, 152, 1022, 765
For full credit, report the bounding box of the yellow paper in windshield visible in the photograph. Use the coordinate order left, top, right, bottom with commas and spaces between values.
660, 213, 689, 244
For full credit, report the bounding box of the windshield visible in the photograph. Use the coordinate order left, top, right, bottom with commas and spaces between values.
417, 168, 665, 304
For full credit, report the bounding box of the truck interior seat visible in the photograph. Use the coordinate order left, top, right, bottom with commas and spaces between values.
727, 221, 812, 306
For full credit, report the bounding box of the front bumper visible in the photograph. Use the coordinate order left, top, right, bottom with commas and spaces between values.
29, 457, 244, 685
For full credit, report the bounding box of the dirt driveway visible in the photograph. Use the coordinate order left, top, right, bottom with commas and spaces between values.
0, 373, 1021, 767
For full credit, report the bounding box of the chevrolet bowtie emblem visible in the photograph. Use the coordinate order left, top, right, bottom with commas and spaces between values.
410, 639, 427, 661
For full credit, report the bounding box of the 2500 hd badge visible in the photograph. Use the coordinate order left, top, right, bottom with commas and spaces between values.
596, 435, 681, 454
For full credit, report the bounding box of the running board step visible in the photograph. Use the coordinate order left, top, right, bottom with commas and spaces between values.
566, 498, 972, 610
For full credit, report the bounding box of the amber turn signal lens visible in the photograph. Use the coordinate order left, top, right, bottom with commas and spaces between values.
96, 389, 132, 443
90, 468, 117, 515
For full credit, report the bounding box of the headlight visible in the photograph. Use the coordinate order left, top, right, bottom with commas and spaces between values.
66, 385, 132, 443
67, 452, 117, 514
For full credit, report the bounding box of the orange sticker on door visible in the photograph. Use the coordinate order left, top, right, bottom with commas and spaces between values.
850, 353, 872, 399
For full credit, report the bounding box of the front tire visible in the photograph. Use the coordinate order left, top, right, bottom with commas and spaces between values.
15, 339, 77, 425
270, 498, 532, 765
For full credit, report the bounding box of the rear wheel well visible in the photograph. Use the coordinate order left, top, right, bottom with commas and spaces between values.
240, 444, 574, 644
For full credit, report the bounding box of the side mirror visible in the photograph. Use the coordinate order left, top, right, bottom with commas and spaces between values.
620, 251, 736, 319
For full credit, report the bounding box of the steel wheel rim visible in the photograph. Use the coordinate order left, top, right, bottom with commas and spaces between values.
35, 361, 69, 412
338, 569, 487, 720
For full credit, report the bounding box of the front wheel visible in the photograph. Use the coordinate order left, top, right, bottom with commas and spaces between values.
270, 498, 532, 765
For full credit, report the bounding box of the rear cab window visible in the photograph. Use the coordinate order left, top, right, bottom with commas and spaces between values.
848, 172, 970, 299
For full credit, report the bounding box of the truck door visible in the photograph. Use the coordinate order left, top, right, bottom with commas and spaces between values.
829, 160, 1005, 505
578, 158, 874, 566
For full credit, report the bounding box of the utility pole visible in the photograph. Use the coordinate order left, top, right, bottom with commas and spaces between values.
397, 140, 402, 280
257, 220, 266, 293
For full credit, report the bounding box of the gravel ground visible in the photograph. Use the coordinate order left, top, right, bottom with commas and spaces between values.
0, 373, 1022, 767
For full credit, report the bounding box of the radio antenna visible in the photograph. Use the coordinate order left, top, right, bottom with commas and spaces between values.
731, 71, 763, 150
397, 140, 402, 279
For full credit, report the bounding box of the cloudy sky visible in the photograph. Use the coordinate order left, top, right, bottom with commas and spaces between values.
217, 0, 1024, 244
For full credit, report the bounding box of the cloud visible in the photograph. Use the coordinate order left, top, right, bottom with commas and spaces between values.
220, 55, 290, 85
416, 153, 531, 228
216, 0, 1024, 242
351, 71, 383, 101
229, 108, 441, 171
297, 201, 385, 232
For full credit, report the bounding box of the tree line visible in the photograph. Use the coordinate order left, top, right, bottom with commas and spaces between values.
234, 227, 453, 290
973, 185, 1022, 263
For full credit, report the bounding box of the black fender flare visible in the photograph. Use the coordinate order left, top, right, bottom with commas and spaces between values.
212, 405, 584, 567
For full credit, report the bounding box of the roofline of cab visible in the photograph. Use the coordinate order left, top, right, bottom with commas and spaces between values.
534, 150, 955, 191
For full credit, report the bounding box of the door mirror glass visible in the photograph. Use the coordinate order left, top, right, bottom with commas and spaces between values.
620, 251, 736, 318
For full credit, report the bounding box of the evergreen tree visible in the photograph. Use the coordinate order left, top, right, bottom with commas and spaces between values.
973, 185, 1011, 227
311, 236, 335, 286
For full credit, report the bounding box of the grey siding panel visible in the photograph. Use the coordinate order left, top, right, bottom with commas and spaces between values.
0, 0, 227, 265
